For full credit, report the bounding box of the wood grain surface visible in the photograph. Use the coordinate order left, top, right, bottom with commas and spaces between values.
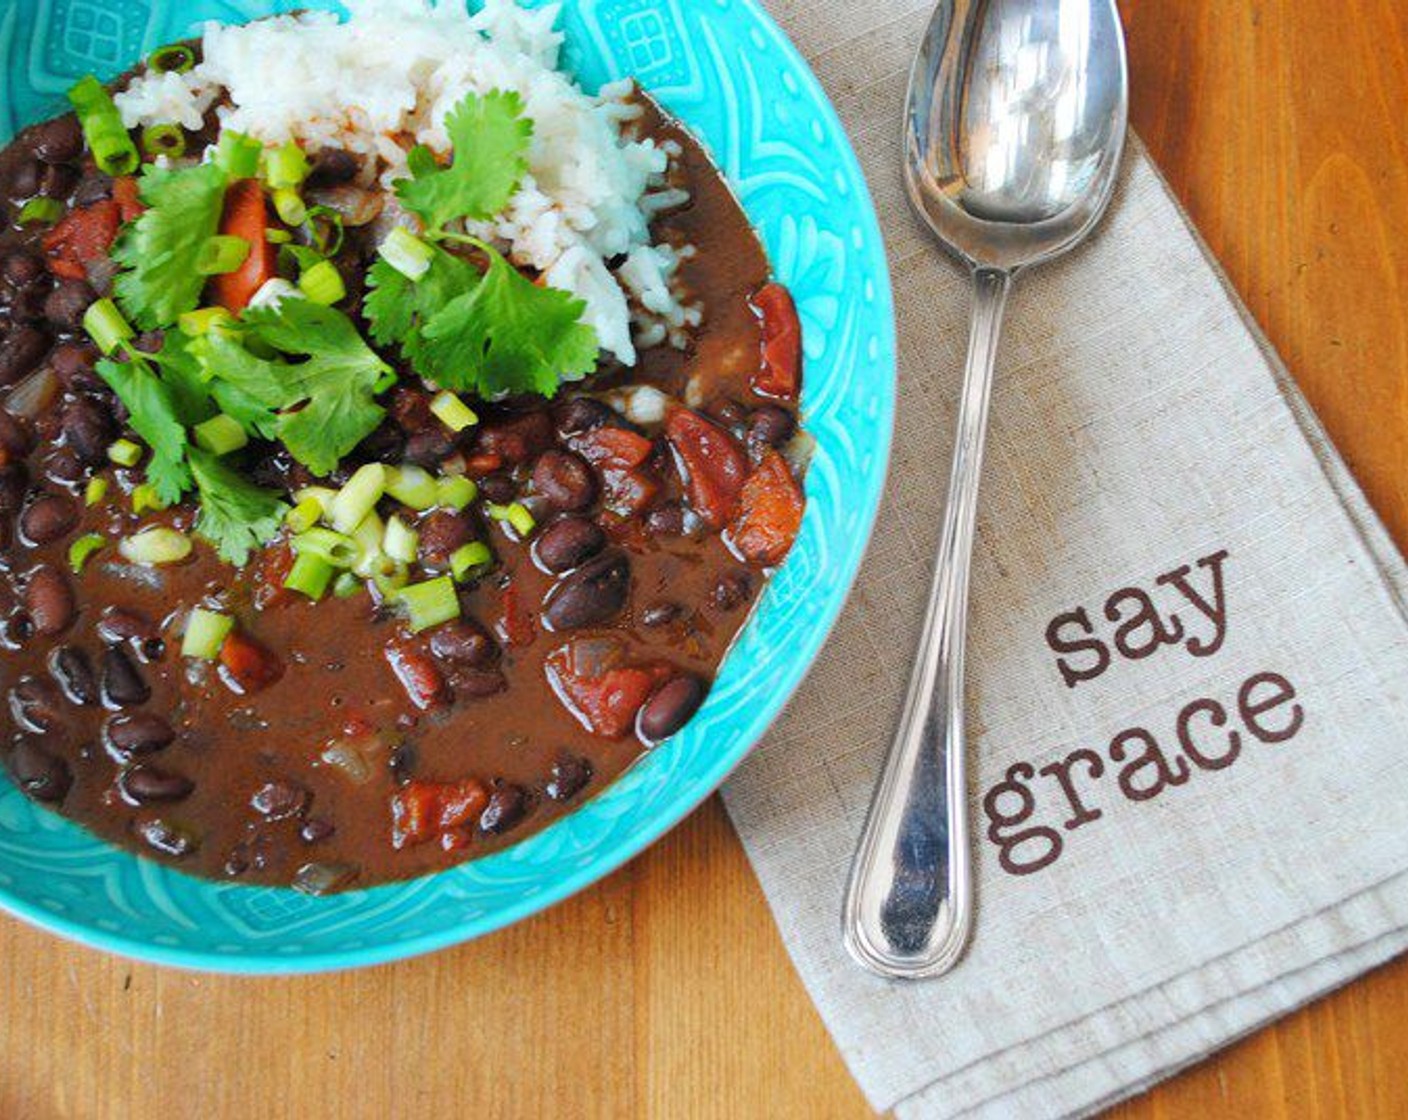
4, 2, 1408, 1116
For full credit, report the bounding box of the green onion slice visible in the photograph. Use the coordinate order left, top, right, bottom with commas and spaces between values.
195, 235, 251, 277
298, 259, 345, 306
67, 75, 139, 176
437, 476, 477, 511
395, 576, 460, 633
430, 391, 477, 433
450, 541, 492, 582
291, 526, 361, 569
304, 205, 344, 256
17, 197, 63, 225
130, 483, 168, 514
332, 572, 361, 599
378, 227, 434, 281
119, 527, 192, 566
148, 44, 196, 74
84, 477, 109, 507
178, 306, 236, 337
141, 123, 186, 159
385, 465, 439, 511
83, 298, 133, 355
285, 496, 324, 535
107, 438, 142, 467
182, 608, 234, 660
193, 413, 248, 456
273, 187, 306, 227
264, 142, 310, 190
285, 552, 334, 600
382, 516, 419, 565
486, 501, 536, 538
68, 533, 106, 574
214, 131, 262, 180
328, 463, 386, 534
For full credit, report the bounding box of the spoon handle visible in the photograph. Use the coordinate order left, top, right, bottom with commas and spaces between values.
843, 266, 1011, 980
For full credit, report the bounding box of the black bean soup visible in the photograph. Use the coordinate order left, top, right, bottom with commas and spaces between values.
0, 53, 805, 892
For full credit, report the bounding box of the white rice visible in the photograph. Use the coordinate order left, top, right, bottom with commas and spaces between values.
114, 0, 696, 366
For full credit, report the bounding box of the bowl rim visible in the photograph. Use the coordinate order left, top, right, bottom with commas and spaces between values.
0, 0, 898, 973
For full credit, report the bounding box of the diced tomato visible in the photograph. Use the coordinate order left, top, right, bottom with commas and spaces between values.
474, 412, 554, 466
385, 640, 450, 711
251, 541, 296, 610
111, 176, 144, 223
749, 283, 802, 401
570, 425, 660, 519
211, 179, 275, 314
391, 778, 491, 850
546, 644, 671, 739
496, 580, 536, 649
42, 200, 120, 281
664, 407, 749, 529
727, 451, 805, 567
218, 630, 285, 695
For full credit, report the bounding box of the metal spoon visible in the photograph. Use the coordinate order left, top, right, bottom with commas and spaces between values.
842, 0, 1128, 980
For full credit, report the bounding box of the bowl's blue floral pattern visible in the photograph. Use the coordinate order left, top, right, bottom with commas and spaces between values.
0, 0, 895, 972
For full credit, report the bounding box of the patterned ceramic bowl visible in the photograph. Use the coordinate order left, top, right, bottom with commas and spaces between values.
0, 0, 895, 971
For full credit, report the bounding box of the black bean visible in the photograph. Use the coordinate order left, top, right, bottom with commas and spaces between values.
7, 157, 40, 197
43, 280, 95, 331
638, 675, 706, 742
24, 565, 74, 635
96, 607, 157, 646
534, 516, 605, 574
543, 549, 630, 631
103, 712, 175, 758
0, 409, 31, 467
477, 473, 517, 504
48, 645, 96, 705
0, 465, 26, 513
452, 668, 507, 698
417, 509, 474, 569
48, 342, 100, 391
37, 163, 77, 199
60, 395, 111, 465
20, 493, 78, 545
479, 783, 528, 834
30, 115, 83, 164
387, 742, 417, 785
9, 675, 64, 732
710, 571, 753, 612
307, 148, 360, 186
134, 817, 200, 858
1, 612, 34, 648
710, 399, 748, 434
300, 817, 337, 844
101, 646, 150, 708
8, 285, 50, 324
644, 503, 686, 537
1, 251, 45, 288
251, 780, 310, 821
746, 406, 797, 455
132, 330, 163, 355
532, 449, 596, 511
71, 174, 113, 207
402, 427, 458, 467
641, 601, 683, 628
355, 420, 404, 462
0, 325, 51, 385
428, 618, 497, 668
545, 754, 593, 802
119, 765, 194, 804
554, 396, 613, 435
9, 740, 71, 802
43, 447, 85, 487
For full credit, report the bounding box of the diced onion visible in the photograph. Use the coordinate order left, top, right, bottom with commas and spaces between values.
5, 367, 60, 421
119, 527, 192, 566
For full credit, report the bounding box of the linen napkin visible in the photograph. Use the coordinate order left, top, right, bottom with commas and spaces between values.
722, 1, 1408, 1116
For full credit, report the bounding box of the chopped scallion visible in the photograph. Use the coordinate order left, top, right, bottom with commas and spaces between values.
68, 533, 106, 574
294, 486, 338, 515
382, 516, 420, 565
181, 608, 234, 660
84, 477, 109, 507
437, 476, 477, 511
266, 227, 293, 245
332, 571, 361, 599
178, 306, 236, 337
130, 483, 167, 514
67, 75, 138, 176
285, 552, 334, 600
304, 206, 344, 256
194, 413, 248, 456
141, 123, 186, 159
292, 526, 361, 569
298, 259, 345, 306
487, 501, 536, 538
83, 298, 133, 355
328, 463, 387, 534
264, 141, 310, 190
395, 576, 460, 633
214, 131, 262, 180
107, 438, 142, 467
349, 513, 388, 579
450, 541, 492, 582
385, 465, 439, 511
273, 187, 306, 226
372, 564, 410, 598
119, 526, 192, 566
17, 197, 63, 225
378, 227, 434, 280
430, 391, 478, 433
195, 234, 251, 276
285, 497, 324, 535
148, 43, 196, 74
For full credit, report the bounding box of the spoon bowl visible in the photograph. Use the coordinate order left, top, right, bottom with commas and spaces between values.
843, 0, 1127, 981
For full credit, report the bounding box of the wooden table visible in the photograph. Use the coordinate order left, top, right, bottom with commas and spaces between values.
4, 3, 1408, 1116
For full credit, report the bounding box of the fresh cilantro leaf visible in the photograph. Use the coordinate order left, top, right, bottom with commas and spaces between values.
191, 331, 283, 439
395, 91, 533, 232
187, 446, 286, 567
364, 247, 482, 363
145, 332, 216, 428
112, 162, 229, 330
95, 354, 192, 504
417, 244, 599, 398
210, 299, 393, 476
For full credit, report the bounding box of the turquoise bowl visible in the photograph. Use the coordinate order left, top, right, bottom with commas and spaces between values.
0, 0, 895, 972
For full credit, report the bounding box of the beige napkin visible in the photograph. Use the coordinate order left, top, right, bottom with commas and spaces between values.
723, 2, 1408, 1116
